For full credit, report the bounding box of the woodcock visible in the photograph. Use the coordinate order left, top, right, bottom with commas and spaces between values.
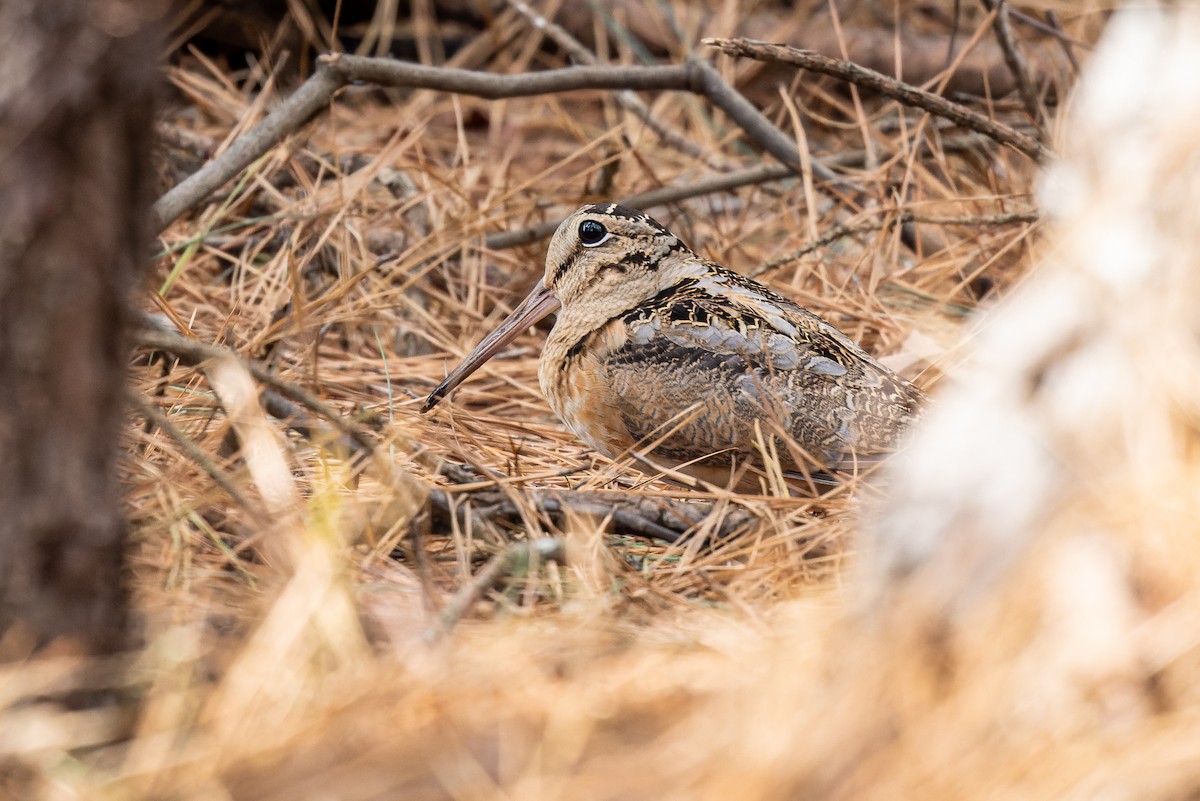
423, 203, 923, 487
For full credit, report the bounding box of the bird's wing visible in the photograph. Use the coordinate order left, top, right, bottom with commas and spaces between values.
580, 272, 921, 466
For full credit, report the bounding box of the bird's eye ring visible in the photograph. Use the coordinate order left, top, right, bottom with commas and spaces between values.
578, 219, 610, 247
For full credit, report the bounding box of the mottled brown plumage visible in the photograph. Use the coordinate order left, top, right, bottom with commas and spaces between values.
424, 203, 922, 486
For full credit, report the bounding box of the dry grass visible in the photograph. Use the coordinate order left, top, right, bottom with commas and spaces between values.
13, 2, 1200, 800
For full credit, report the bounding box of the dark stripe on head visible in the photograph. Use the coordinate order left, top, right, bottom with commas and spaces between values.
580, 203, 673, 234
580, 203, 644, 221
622, 250, 652, 267
552, 249, 579, 285
643, 217, 672, 235
627, 243, 673, 271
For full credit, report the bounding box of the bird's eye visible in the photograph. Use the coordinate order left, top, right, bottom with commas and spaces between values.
578, 219, 610, 247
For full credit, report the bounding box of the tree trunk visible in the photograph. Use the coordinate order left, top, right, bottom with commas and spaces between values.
0, 2, 159, 657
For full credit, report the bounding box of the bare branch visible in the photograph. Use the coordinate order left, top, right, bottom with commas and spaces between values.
504, 0, 735, 171
432, 538, 565, 637
328, 54, 693, 97
1040, 9, 1082, 73
750, 209, 1039, 277
703, 37, 1049, 162
153, 67, 343, 230
429, 484, 755, 547
132, 393, 258, 511
134, 323, 377, 455
154, 51, 847, 230
483, 163, 796, 249
686, 58, 841, 185
485, 132, 1006, 251
980, 0, 1045, 129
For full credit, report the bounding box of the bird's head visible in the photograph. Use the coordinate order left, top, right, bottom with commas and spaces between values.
422, 203, 690, 412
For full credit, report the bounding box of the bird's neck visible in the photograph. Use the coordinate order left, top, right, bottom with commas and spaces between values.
548, 255, 708, 349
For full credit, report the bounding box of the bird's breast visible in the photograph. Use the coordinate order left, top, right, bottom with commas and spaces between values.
539, 318, 635, 459
534, 275, 920, 474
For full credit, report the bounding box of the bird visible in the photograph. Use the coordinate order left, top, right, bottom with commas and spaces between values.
423, 202, 923, 489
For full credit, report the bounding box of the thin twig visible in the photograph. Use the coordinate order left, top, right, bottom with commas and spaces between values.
750, 210, 1040, 277
1040, 9, 1081, 73
1010, 8, 1091, 52
155, 53, 837, 230
703, 37, 1049, 161
980, 0, 1044, 129
483, 163, 796, 249
946, 0, 962, 72
433, 545, 509, 635
428, 485, 755, 546
504, 0, 735, 171
484, 132, 1004, 250
132, 393, 258, 512
432, 538, 565, 636
153, 67, 343, 229
407, 511, 439, 614
135, 324, 376, 455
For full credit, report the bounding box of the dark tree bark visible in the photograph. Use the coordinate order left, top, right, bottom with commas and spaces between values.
0, 2, 160, 657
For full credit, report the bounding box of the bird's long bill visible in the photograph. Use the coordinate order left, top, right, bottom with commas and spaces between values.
421, 281, 561, 412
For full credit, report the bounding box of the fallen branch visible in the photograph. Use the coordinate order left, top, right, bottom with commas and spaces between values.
135, 320, 723, 546
134, 320, 376, 456
428, 484, 756, 546
703, 37, 1049, 161
154, 53, 838, 230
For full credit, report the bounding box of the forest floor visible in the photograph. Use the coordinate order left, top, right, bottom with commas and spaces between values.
17, 3, 1184, 800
